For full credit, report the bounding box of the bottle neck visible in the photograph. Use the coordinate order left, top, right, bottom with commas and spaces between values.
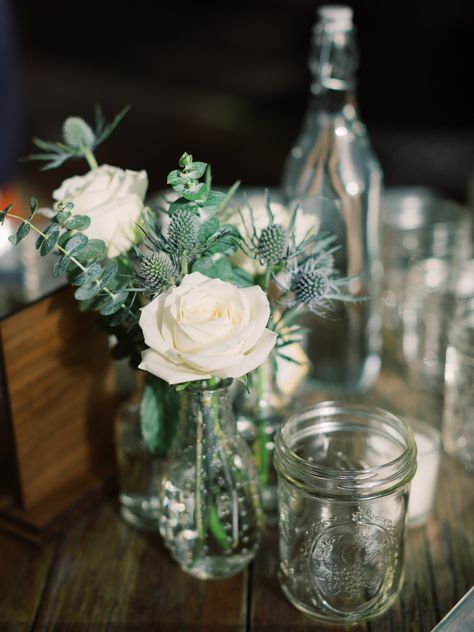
308, 22, 358, 113
176, 379, 235, 445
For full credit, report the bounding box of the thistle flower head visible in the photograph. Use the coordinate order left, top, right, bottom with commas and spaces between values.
292, 270, 330, 305
256, 224, 287, 266
140, 252, 176, 292
62, 117, 96, 148
167, 210, 200, 255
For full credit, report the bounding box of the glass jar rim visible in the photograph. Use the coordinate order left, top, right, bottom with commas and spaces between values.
275, 401, 417, 498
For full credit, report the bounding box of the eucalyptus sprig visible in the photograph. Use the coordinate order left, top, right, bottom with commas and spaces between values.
135, 153, 250, 293
23, 105, 130, 171
0, 199, 138, 327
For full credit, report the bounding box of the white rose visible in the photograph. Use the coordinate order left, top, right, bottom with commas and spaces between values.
138, 272, 277, 384
53, 164, 148, 258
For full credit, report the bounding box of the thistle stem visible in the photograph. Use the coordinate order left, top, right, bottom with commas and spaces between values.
82, 146, 98, 170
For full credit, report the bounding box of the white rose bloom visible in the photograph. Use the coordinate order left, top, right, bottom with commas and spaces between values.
53, 164, 148, 258
138, 272, 277, 385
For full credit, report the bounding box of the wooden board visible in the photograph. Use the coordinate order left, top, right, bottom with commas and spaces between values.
0, 287, 118, 538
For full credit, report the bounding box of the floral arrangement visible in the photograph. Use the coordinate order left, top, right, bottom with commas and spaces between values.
1, 107, 355, 577
1, 107, 352, 437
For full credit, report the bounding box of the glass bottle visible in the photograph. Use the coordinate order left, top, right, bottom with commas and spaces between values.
158, 379, 264, 579
281, 5, 383, 392
274, 402, 416, 623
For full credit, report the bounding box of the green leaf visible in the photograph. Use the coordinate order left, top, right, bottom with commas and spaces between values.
198, 216, 219, 242
99, 289, 129, 315
185, 161, 207, 179
74, 281, 101, 301
191, 256, 252, 287
167, 169, 185, 187
139, 376, 170, 455
8, 222, 30, 245
65, 233, 89, 256
75, 262, 103, 286
64, 215, 91, 231
178, 152, 192, 168
75, 239, 106, 262
182, 182, 208, 203
57, 230, 73, 248
208, 505, 230, 550
168, 199, 199, 215
29, 198, 38, 218
40, 223, 61, 256
0, 204, 13, 224
53, 254, 70, 277
55, 210, 72, 225
175, 382, 191, 392
100, 261, 118, 287
93, 105, 130, 146
201, 190, 225, 213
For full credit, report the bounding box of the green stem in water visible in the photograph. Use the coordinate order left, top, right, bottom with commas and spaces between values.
254, 364, 270, 486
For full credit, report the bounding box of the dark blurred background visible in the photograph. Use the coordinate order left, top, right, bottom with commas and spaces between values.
2, 0, 474, 201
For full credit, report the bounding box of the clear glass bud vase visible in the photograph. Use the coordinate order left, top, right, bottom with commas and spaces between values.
159, 379, 265, 580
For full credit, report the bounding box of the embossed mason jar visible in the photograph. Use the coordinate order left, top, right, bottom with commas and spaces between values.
274, 402, 416, 623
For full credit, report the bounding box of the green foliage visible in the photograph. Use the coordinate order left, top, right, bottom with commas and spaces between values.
139, 376, 177, 456
136, 154, 243, 295
23, 105, 130, 171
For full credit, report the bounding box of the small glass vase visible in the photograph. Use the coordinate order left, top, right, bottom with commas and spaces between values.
158, 379, 265, 580
115, 399, 163, 531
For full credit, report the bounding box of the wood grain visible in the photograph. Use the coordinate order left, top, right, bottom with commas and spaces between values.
32, 501, 247, 631
0, 530, 57, 630
0, 287, 117, 513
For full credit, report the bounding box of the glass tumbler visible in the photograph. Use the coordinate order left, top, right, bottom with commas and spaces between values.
274, 402, 416, 624
442, 297, 474, 471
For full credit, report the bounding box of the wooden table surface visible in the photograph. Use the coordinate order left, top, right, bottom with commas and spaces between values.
1, 356, 473, 631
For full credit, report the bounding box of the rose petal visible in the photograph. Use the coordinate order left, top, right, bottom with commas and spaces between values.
213, 329, 277, 379
139, 349, 211, 384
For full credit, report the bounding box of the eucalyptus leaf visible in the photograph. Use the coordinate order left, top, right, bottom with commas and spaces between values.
53, 254, 70, 277
75, 262, 103, 286
0, 204, 12, 224
55, 209, 72, 225
64, 215, 91, 231
29, 197, 38, 218
65, 233, 89, 256
99, 289, 129, 315
75, 239, 106, 262
40, 223, 61, 256
74, 281, 102, 301
8, 222, 30, 245
100, 261, 118, 287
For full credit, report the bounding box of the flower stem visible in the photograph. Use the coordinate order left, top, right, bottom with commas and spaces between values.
82, 146, 98, 170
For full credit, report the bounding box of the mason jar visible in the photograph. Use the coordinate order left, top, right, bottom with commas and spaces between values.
274, 402, 416, 624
